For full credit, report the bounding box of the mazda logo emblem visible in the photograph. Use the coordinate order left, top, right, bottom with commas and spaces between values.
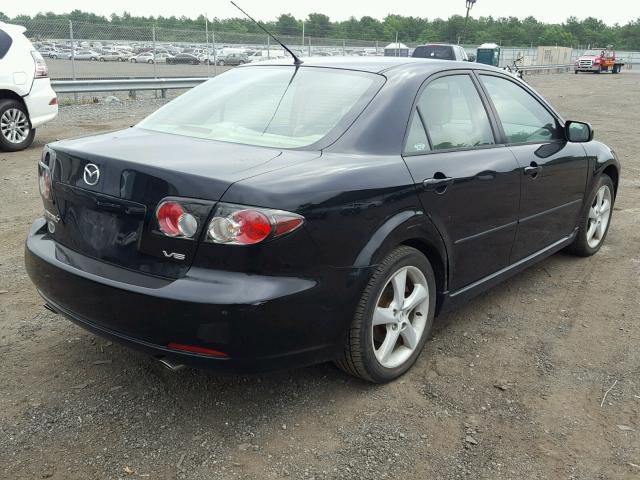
83, 163, 100, 186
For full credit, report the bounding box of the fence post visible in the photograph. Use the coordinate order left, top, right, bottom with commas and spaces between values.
69, 20, 77, 103
212, 29, 218, 75
152, 25, 157, 79
205, 16, 211, 78
342, 39, 346, 56
267, 35, 270, 59
308, 37, 311, 56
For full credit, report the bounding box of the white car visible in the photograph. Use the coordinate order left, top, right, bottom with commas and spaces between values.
129, 52, 173, 64
0, 22, 58, 151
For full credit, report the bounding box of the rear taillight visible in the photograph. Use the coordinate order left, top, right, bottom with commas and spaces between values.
38, 163, 52, 200
206, 203, 304, 245
31, 51, 49, 78
38, 147, 55, 201
156, 200, 199, 238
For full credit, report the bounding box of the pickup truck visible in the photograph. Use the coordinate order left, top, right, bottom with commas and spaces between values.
575, 49, 625, 74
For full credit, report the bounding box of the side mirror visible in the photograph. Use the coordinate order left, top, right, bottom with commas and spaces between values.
467, 54, 476, 62
565, 120, 594, 143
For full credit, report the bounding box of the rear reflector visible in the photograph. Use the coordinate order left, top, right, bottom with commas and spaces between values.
167, 342, 228, 357
49, 97, 58, 105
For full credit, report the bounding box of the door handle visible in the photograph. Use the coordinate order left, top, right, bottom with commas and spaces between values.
524, 162, 542, 177
423, 176, 454, 192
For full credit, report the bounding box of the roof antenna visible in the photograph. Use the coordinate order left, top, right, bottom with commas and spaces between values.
230, 1, 303, 66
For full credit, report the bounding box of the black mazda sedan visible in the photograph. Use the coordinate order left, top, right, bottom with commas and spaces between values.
26, 57, 619, 382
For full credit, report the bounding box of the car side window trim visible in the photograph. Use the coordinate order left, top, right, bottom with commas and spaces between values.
402, 70, 503, 156
473, 71, 566, 147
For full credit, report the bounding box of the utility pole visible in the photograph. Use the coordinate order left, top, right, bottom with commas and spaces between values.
462, 0, 477, 45
301, 21, 305, 50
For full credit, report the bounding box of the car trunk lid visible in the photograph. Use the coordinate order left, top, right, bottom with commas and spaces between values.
45, 128, 313, 278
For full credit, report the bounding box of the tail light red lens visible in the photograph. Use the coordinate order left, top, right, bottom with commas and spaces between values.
207, 203, 304, 245
156, 201, 198, 238
31, 51, 49, 78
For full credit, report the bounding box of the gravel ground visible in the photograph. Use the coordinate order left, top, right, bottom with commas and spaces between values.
0, 72, 639, 480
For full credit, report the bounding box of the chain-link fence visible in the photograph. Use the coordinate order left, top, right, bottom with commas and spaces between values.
22, 19, 638, 80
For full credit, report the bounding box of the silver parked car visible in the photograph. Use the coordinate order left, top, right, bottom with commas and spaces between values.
68, 50, 100, 61
130, 52, 173, 64
99, 50, 131, 62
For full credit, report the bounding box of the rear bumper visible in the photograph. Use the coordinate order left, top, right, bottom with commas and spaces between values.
25, 218, 366, 372
24, 78, 58, 128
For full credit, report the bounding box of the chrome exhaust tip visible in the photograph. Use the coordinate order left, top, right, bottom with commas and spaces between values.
157, 357, 185, 372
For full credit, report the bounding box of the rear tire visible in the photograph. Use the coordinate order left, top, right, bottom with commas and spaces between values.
0, 99, 35, 152
335, 246, 436, 383
565, 174, 615, 257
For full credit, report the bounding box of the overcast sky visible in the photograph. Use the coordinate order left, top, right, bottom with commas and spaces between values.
2, 0, 638, 25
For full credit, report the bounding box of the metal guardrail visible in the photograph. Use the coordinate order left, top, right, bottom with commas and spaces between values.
49, 64, 576, 94
519, 64, 574, 74
51, 77, 208, 93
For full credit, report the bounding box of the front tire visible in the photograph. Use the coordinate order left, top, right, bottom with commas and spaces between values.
335, 246, 436, 383
566, 174, 615, 257
0, 99, 35, 152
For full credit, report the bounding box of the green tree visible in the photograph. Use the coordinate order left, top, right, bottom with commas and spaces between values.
305, 13, 331, 37
539, 25, 575, 46
275, 14, 300, 36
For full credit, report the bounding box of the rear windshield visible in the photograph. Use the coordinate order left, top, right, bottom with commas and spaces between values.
0, 29, 12, 60
413, 45, 455, 60
138, 66, 383, 149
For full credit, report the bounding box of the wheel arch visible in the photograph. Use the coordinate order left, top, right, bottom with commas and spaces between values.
353, 210, 449, 304
400, 237, 447, 308
602, 164, 619, 197
0, 89, 26, 107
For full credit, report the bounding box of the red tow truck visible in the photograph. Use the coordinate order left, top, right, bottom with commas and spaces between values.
575, 48, 625, 74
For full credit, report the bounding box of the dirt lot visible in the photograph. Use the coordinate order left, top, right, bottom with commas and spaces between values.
0, 72, 639, 480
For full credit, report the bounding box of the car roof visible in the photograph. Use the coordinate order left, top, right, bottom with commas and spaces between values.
242, 56, 502, 75
415, 43, 458, 47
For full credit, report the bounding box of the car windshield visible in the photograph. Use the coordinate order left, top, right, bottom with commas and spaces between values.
138, 66, 384, 149
583, 49, 605, 56
413, 45, 454, 60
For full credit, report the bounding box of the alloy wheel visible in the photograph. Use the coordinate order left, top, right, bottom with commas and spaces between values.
586, 185, 612, 249
0, 108, 30, 144
372, 266, 429, 369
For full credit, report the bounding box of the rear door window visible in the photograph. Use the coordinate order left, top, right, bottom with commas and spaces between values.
0, 29, 12, 59
404, 113, 430, 154
417, 74, 495, 150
